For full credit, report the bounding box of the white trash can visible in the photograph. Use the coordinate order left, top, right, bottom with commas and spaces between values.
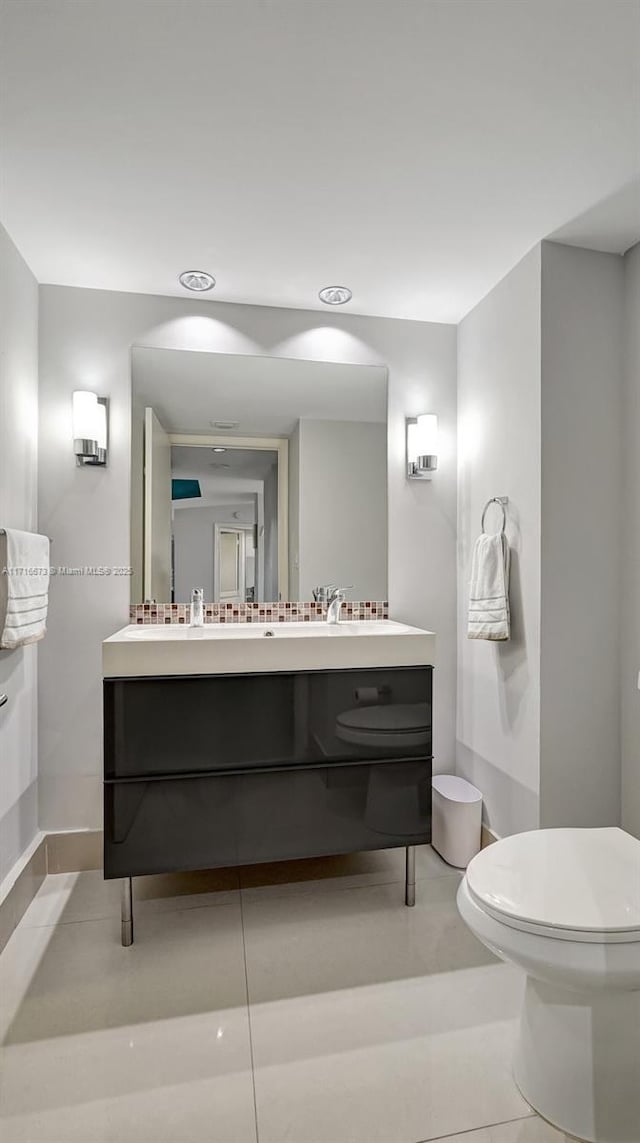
431, 774, 482, 868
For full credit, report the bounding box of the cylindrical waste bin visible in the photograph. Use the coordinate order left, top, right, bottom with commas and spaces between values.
431, 774, 482, 868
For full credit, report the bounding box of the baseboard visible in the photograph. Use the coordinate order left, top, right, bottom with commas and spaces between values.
45, 829, 103, 874
0, 829, 103, 954
481, 823, 500, 848
0, 833, 47, 954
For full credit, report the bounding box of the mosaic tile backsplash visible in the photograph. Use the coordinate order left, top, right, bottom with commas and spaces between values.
130, 602, 389, 624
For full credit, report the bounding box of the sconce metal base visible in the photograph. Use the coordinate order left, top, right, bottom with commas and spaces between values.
407, 455, 438, 480
78, 447, 107, 467
74, 437, 98, 459
75, 447, 107, 467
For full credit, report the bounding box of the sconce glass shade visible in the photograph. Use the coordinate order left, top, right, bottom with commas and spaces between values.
73, 390, 108, 466
415, 414, 438, 457
73, 391, 98, 445
406, 414, 438, 479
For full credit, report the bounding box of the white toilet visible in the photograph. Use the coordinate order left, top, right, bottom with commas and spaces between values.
457, 827, 640, 1143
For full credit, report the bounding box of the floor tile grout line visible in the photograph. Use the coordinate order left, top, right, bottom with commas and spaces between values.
239, 870, 460, 901
239, 887, 261, 1143
413, 1112, 536, 1143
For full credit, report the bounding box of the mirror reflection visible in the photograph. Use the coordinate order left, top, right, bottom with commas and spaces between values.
131, 347, 388, 604
172, 445, 279, 604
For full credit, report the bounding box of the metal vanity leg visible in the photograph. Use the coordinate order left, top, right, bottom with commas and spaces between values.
121, 877, 134, 946
405, 846, 416, 907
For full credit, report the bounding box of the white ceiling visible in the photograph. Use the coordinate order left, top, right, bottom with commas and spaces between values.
547, 182, 640, 255
132, 347, 387, 435
1, 0, 639, 323
171, 446, 273, 512
172, 445, 278, 482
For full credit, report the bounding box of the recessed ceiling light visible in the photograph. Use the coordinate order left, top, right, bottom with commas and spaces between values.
211, 420, 239, 429
179, 270, 216, 292
319, 285, 352, 305
212, 447, 227, 453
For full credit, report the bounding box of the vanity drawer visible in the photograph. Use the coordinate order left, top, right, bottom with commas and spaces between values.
103, 757, 432, 878
104, 666, 432, 779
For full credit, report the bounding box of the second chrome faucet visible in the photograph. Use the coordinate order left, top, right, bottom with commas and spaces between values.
190, 587, 204, 627
326, 586, 351, 625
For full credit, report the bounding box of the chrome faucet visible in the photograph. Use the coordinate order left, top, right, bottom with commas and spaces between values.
190, 587, 204, 627
312, 584, 336, 604
326, 586, 351, 625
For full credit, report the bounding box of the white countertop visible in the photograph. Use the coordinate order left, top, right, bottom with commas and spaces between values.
102, 620, 436, 677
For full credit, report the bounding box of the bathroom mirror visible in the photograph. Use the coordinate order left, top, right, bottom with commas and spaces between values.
130, 347, 388, 604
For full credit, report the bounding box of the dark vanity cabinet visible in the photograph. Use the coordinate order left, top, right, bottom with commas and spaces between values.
103, 665, 433, 879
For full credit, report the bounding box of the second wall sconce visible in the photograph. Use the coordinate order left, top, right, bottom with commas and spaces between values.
406, 414, 438, 479
73, 390, 108, 466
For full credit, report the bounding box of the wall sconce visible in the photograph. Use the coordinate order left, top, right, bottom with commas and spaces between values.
73, 391, 108, 466
406, 414, 438, 479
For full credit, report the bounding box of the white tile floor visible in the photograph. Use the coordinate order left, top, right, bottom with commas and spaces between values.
0, 847, 570, 1143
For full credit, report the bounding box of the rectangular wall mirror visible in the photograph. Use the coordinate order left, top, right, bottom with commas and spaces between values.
130, 347, 388, 604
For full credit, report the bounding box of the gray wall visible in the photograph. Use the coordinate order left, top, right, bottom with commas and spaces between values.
457, 241, 628, 838
456, 247, 542, 837
0, 224, 40, 882
173, 503, 256, 603
263, 463, 278, 601
288, 422, 301, 600
621, 242, 640, 838
38, 287, 457, 829
539, 243, 624, 828
296, 419, 387, 601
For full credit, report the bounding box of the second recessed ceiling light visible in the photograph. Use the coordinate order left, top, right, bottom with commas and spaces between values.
179, 270, 216, 292
319, 286, 352, 305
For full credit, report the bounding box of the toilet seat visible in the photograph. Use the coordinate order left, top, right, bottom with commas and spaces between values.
466, 827, 640, 944
335, 703, 429, 749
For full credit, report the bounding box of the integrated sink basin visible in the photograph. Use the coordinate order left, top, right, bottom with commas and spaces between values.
103, 620, 435, 676
123, 621, 406, 639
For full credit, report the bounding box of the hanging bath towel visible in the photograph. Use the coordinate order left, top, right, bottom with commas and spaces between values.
0, 529, 50, 649
467, 531, 510, 641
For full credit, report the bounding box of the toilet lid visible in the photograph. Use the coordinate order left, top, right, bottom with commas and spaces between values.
336, 703, 429, 733
466, 828, 640, 937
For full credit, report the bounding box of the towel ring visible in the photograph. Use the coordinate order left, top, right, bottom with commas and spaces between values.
481, 497, 508, 534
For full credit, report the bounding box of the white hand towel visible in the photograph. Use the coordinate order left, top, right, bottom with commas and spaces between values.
0, 529, 50, 649
467, 531, 510, 641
